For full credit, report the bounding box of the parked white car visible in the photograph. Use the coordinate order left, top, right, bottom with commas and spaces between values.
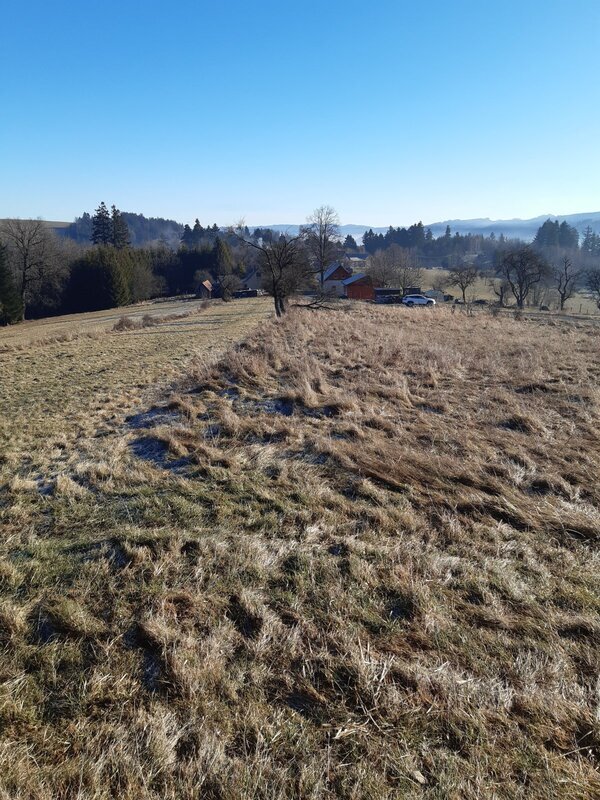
401, 294, 436, 307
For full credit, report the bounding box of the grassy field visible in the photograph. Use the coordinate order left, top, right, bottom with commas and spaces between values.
0, 296, 219, 347
0, 297, 270, 499
0, 301, 599, 798
423, 267, 600, 314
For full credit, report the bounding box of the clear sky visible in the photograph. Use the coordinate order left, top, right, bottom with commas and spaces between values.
1, 0, 599, 227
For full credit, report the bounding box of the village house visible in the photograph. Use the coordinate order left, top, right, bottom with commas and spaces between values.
322, 261, 353, 296
196, 279, 213, 299
345, 254, 369, 267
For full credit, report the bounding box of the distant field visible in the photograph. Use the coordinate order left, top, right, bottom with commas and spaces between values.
0, 301, 598, 798
0, 295, 218, 347
422, 267, 599, 314
0, 218, 71, 228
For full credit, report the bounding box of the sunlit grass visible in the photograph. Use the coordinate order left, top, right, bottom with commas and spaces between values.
0, 301, 598, 798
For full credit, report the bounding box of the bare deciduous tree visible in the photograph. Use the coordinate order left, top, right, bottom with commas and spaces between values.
366, 248, 401, 287
431, 272, 449, 293
396, 262, 424, 296
530, 279, 551, 309
367, 245, 422, 292
234, 222, 310, 316
301, 206, 340, 289
490, 277, 511, 307
447, 263, 479, 304
0, 218, 62, 318
497, 247, 550, 309
554, 255, 581, 310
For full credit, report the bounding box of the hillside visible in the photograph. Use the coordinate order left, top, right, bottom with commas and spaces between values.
0, 301, 598, 798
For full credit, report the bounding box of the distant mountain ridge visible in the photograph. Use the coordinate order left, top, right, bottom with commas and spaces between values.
265, 211, 600, 242
39, 210, 600, 246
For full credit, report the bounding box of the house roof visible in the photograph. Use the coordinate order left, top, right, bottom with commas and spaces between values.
342, 272, 369, 286
323, 262, 352, 281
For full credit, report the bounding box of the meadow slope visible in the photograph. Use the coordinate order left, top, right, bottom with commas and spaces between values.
0, 302, 599, 799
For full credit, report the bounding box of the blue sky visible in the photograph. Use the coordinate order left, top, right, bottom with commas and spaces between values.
1, 0, 599, 226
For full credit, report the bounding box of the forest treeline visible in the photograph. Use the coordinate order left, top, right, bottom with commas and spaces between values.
0, 204, 257, 323
60, 209, 184, 247
362, 218, 600, 265
1, 202, 600, 324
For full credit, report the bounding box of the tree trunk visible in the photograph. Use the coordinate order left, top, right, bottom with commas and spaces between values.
19, 274, 26, 320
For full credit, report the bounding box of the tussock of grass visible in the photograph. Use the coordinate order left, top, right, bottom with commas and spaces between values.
0, 303, 599, 798
112, 305, 211, 332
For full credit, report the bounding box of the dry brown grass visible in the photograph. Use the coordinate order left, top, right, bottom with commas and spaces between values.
0, 302, 599, 798
112, 305, 213, 332
0, 296, 215, 349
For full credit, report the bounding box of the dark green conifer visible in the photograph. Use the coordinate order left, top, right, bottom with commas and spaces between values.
181, 224, 194, 247
111, 205, 131, 249
192, 219, 204, 246
91, 202, 112, 245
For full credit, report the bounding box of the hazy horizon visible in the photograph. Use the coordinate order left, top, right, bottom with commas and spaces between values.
8, 208, 600, 232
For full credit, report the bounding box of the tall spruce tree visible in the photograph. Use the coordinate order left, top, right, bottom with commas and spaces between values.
192, 219, 204, 246
111, 205, 130, 249
558, 221, 578, 250
534, 219, 559, 249
0, 244, 23, 324
581, 226, 594, 255
180, 224, 194, 248
580, 226, 599, 256
91, 202, 112, 245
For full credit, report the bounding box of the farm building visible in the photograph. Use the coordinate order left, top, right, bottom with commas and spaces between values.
424, 289, 445, 302
323, 262, 353, 296
374, 287, 403, 303
343, 273, 374, 301
241, 268, 262, 291
196, 279, 213, 299
346, 254, 369, 265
